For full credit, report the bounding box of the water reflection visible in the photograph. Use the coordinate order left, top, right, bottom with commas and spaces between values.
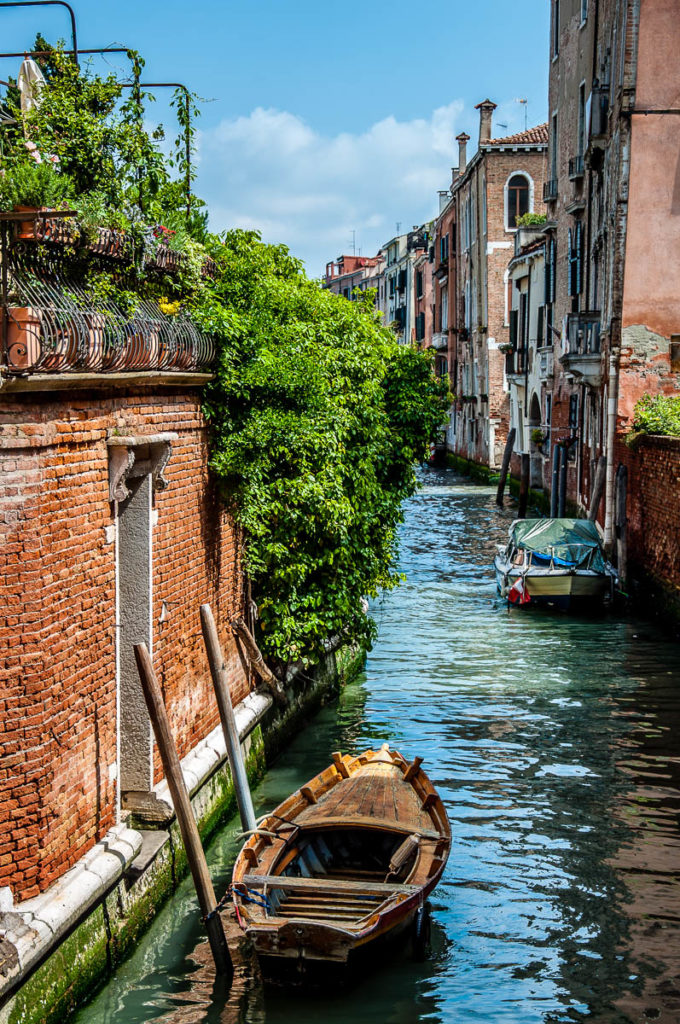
75, 468, 680, 1024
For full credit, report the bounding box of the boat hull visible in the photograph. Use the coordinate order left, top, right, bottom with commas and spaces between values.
494, 558, 611, 609
229, 746, 450, 986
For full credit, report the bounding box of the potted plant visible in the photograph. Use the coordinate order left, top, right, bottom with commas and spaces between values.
0, 162, 74, 239
530, 428, 546, 451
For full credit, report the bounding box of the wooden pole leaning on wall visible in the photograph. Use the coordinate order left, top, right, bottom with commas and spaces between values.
495, 428, 516, 507
133, 643, 233, 980
231, 616, 287, 708
517, 453, 530, 519
200, 604, 257, 835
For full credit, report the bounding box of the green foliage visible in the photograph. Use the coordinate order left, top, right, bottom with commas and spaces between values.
627, 393, 680, 444
0, 159, 73, 209
516, 212, 547, 226
201, 230, 449, 667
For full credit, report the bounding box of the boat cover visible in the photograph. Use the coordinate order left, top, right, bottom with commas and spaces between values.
510, 518, 606, 571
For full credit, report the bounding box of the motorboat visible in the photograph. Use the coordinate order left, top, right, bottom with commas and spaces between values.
494, 517, 616, 609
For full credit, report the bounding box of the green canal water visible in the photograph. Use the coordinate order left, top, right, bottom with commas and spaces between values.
74, 469, 680, 1024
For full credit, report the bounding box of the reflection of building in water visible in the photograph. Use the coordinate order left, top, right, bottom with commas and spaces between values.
609, 662, 680, 1023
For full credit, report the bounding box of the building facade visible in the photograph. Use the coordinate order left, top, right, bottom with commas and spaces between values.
436, 102, 548, 467
543, 0, 680, 546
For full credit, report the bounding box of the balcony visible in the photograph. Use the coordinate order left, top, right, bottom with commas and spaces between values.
568, 155, 584, 180
543, 179, 558, 202
561, 312, 602, 385
505, 347, 527, 378
1, 212, 214, 377
431, 332, 448, 351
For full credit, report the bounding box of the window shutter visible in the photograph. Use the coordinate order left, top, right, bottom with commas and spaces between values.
575, 221, 583, 295
549, 238, 556, 303
537, 305, 545, 347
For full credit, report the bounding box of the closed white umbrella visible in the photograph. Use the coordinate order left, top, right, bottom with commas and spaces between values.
17, 57, 45, 114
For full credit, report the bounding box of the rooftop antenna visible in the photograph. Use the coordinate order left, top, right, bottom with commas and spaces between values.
496, 121, 508, 132
514, 97, 528, 130
396, 221, 401, 235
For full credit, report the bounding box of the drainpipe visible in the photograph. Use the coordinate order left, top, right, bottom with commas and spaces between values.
603, 344, 620, 546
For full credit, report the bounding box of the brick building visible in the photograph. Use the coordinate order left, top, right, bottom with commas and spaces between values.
0, 227, 256, 911
433, 102, 548, 467
324, 253, 384, 308
542, 0, 680, 547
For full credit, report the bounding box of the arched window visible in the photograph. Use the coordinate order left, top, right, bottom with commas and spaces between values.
507, 174, 530, 229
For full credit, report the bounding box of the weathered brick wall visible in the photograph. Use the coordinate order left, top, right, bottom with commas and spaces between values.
616, 435, 680, 592
0, 386, 248, 900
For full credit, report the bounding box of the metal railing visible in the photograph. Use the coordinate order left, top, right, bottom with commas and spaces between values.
543, 179, 558, 201
505, 348, 527, 376
565, 312, 601, 355
568, 155, 584, 179
3, 275, 214, 374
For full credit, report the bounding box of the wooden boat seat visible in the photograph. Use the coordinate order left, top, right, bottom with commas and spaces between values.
240, 873, 418, 896
294, 813, 444, 840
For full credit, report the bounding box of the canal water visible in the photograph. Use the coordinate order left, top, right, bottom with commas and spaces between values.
75, 468, 680, 1024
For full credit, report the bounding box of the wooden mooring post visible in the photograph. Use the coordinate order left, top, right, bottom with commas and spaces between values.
589, 455, 607, 522
200, 604, 257, 835
495, 428, 516, 507
517, 453, 530, 519
133, 643, 233, 980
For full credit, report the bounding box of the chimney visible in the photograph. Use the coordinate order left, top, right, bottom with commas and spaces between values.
456, 132, 470, 171
475, 99, 497, 144
438, 190, 450, 214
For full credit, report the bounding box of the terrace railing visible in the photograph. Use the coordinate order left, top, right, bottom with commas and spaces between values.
0, 212, 214, 376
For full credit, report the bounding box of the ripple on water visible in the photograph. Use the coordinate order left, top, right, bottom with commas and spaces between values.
74, 469, 680, 1024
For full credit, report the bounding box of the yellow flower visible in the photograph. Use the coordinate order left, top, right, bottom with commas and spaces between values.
159, 297, 181, 316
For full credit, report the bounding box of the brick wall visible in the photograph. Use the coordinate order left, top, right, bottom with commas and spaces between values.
0, 385, 248, 900
616, 435, 680, 593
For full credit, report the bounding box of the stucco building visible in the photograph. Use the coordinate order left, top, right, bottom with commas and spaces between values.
434, 102, 548, 467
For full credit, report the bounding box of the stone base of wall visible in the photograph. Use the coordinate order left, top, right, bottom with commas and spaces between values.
0, 641, 366, 1024
445, 452, 500, 484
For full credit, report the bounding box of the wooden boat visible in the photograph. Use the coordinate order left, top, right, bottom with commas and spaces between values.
494, 517, 617, 609
230, 744, 450, 982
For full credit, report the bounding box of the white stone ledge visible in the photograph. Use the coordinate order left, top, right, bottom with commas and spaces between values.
0, 691, 271, 1000
154, 690, 272, 810
0, 825, 142, 996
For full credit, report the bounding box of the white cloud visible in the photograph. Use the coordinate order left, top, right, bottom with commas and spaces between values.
196, 101, 467, 276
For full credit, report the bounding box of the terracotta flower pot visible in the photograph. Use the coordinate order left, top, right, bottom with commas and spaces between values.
84, 312, 106, 370
13, 205, 55, 241
5, 307, 42, 369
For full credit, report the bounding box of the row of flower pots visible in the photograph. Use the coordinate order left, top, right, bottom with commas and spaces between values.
4, 306, 197, 373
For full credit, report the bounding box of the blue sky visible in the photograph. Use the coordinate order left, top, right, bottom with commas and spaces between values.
0, 1, 550, 274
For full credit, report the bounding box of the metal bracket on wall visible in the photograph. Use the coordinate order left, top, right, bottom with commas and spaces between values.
107, 432, 179, 502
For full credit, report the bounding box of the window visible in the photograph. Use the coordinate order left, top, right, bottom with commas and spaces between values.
568, 222, 583, 297
416, 270, 423, 298
552, 0, 560, 57
569, 393, 579, 431
577, 82, 586, 157
507, 174, 530, 229
551, 113, 558, 180
441, 287, 448, 332
440, 234, 449, 262
537, 305, 545, 348
580, 0, 587, 24
415, 312, 425, 342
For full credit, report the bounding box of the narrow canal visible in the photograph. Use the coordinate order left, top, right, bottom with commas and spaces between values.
75, 468, 680, 1024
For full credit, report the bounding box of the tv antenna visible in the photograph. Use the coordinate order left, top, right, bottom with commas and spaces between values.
396, 221, 401, 235
350, 229, 356, 256
514, 98, 528, 130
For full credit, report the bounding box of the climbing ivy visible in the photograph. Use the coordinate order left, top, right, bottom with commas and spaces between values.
200, 230, 449, 669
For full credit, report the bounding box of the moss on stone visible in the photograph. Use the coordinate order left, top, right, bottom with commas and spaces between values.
445, 453, 500, 484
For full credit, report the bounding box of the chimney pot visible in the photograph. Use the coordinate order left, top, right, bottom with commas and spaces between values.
474, 98, 497, 144
456, 132, 471, 171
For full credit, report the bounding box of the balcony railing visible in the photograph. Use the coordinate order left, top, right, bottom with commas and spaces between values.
543, 179, 558, 202
2, 276, 214, 375
505, 348, 527, 376
431, 331, 448, 350
566, 312, 601, 355
0, 211, 215, 376
568, 155, 584, 180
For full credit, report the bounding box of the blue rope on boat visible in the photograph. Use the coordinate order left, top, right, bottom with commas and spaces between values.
235, 885, 272, 912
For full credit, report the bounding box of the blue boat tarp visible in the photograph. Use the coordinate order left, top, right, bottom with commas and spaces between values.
509, 518, 606, 571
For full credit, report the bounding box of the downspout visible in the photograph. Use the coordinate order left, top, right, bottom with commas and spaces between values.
603, 339, 619, 546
